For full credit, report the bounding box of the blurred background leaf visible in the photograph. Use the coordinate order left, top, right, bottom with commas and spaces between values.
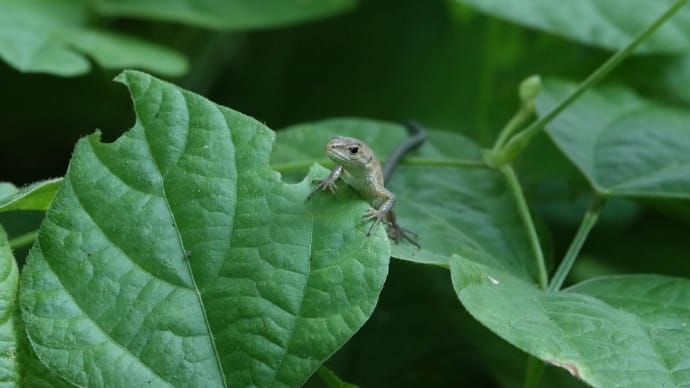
452, 0, 690, 53
92, 0, 356, 30
0, 0, 187, 76
0, 0, 356, 77
537, 79, 690, 198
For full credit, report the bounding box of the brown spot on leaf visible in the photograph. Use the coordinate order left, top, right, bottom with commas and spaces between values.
547, 359, 580, 378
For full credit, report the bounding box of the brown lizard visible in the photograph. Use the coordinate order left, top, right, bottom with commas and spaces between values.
309, 125, 424, 247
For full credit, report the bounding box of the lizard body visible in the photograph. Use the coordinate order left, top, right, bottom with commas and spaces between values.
310, 135, 419, 247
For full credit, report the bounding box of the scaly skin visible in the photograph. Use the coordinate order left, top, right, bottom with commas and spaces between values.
310, 136, 419, 247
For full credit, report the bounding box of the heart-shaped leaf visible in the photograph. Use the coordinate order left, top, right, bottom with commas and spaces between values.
537, 79, 690, 199
19, 70, 389, 387
451, 255, 690, 387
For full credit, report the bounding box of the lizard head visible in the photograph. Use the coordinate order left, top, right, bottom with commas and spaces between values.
325, 136, 376, 171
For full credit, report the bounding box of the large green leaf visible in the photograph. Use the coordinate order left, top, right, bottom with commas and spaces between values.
454, 0, 690, 53
0, 0, 187, 76
19, 70, 389, 387
273, 119, 540, 283
537, 79, 690, 199
451, 255, 690, 387
0, 179, 62, 212
93, 0, 356, 30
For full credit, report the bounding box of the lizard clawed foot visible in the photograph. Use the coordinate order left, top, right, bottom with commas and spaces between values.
363, 208, 387, 236
307, 178, 338, 199
362, 208, 420, 248
386, 223, 420, 249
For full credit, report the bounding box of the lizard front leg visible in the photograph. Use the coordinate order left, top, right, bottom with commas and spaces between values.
308, 165, 343, 198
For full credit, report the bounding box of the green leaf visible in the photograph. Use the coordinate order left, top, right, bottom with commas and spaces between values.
0, 178, 62, 212
273, 119, 540, 283
0, 225, 72, 387
0, 225, 19, 385
19, 70, 389, 387
93, 0, 356, 30
537, 79, 690, 199
0, 0, 187, 76
454, 0, 690, 53
0, 184, 17, 199
451, 255, 690, 387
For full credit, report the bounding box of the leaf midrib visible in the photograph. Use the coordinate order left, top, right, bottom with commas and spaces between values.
140, 89, 228, 387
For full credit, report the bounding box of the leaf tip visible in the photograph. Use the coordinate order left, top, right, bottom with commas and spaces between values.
113, 69, 149, 87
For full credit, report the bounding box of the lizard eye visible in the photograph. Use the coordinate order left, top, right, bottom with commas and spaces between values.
348, 146, 359, 154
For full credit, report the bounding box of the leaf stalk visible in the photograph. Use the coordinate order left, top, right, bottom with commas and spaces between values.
499, 0, 690, 163
548, 196, 605, 292
8, 230, 38, 250
500, 165, 548, 289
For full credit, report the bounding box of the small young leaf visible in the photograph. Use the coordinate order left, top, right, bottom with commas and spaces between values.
0, 178, 62, 212
274, 119, 541, 283
453, 0, 690, 53
451, 255, 690, 387
93, 0, 356, 30
0, 0, 187, 76
19, 71, 389, 387
537, 79, 690, 199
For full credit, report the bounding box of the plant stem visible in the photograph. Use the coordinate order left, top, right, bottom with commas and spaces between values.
523, 356, 546, 388
548, 196, 605, 292
500, 165, 548, 289
492, 104, 534, 152
501, 0, 690, 161
317, 365, 357, 388
9, 230, 38, 250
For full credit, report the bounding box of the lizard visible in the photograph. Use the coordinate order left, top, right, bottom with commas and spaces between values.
309, 122, 425, 248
